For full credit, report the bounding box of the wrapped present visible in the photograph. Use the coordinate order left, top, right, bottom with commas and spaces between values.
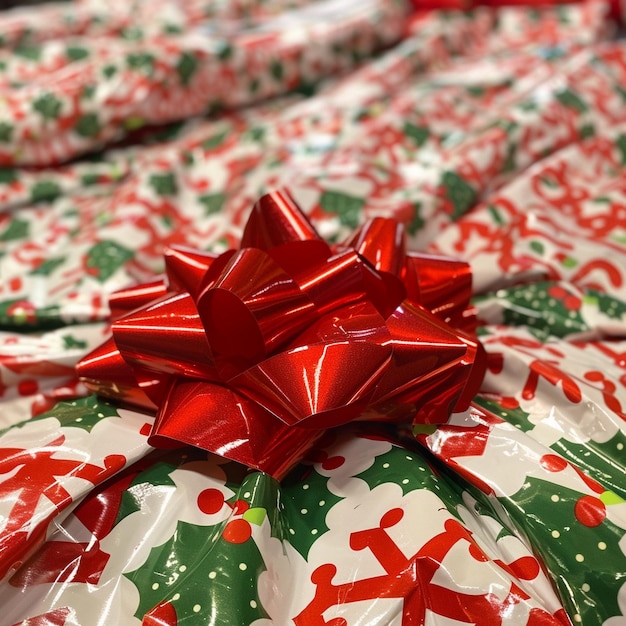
0, 1, 625, 625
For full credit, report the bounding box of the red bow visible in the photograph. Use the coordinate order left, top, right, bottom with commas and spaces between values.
77, 190, 484, 478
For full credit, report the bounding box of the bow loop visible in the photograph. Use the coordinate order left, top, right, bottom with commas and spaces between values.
197, 248, 317, 377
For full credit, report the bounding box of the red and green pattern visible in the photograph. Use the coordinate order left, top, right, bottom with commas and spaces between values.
0, 1, 625, 625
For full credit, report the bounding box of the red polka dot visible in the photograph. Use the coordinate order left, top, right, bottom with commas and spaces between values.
231, 499, 249, 515
321, 455, 345, 470
574, 495, 606, 528
139, 422, 152, 436
540, 454, 568, 472
17, 379, 38, 396
197, 488, 225, 515
508, 555, 541, 580
223, 519, 252, 544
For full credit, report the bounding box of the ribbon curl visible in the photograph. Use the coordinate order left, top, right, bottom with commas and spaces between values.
77, 190, 485, 478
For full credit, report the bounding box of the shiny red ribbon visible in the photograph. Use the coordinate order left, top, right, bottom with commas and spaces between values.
77, 190, 485, 478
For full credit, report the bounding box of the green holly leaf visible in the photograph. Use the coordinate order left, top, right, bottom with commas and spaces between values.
486, 281, 587, 338
116, 460, 179, 525
199, 192, 226, 215
616, 135, 626, 166
149, 172, 178, 196
81, 84, 96, 100
66, 46, 89, 61
475, 395, 535, 433
75, 113, 101, 137
540, 175, 559, 188
121, 26, 143, 41
502, 142, 516, 173
62, 334, 88, 349
127, 52, 155, 75
32, 93, 63, 120
585, 288, 626, 320
248, 127, 266, 143
0, 217, 29, 241
487, 204, 505, 226
556, 88, 588, 113
0, 122, 14, 144
506, 477, 624, 624
320, 190, 364, 229
233, 473, 281, 531
281, 466, 343, 559
270, 60, 284, 81
33, 396, 120, 433
358, 445, 466, 522
406, 201, 424, 235
403, 122, 430, 147
31, 180, 62, 203
148, 121, 186, 144
176, 52, 198, 86
81, 172, 101, 186
551, 432, 626, 501
31, 256, 66, 276
125, 519, 269, 624
217, 43, 232, 60
466, 85, 486, 97
0, 168, 18, 184
102, 64, 117, 78
202, 129, 228, 150
86, 240, 133, 282
15, 44, 42, 61
579, 124, 594, 139
530, 240, 545, 255
441, 171, 475, 219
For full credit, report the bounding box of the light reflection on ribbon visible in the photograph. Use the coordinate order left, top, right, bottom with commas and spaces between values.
77, 189, 485, 478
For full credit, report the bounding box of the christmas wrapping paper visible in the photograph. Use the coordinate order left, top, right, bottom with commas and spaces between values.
1, 0, 626, 624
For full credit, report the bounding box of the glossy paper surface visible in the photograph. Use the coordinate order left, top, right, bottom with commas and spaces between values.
0, 1, 625, 625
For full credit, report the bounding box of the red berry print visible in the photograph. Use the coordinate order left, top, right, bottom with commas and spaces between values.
223, 518, 252, 544
197, 488, 225, 515
231, 499, 249, 515
574, 495, 607, 528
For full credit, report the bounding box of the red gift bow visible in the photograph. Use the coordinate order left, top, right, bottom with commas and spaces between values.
77, 190, 485, 478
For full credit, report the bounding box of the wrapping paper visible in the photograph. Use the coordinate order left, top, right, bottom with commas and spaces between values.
0, 0, 625, 625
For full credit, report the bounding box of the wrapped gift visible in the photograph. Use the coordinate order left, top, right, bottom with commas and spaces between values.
0, 1, 625, 625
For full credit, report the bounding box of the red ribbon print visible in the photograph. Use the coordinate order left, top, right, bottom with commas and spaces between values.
77, 190, 485, 478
